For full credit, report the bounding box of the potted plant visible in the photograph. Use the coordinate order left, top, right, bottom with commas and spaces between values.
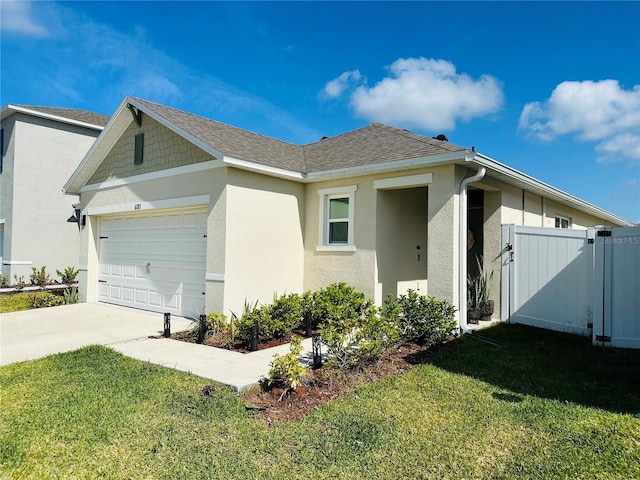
467, 255, 494, 323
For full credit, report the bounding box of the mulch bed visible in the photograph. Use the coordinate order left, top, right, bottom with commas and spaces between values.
180, 328, 458, 422
238, 341, 453, 422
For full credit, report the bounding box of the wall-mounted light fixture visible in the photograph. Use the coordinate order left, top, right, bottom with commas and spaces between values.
67, 203, 85, 230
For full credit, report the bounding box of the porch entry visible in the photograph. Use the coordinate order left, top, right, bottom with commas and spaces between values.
501, 224, 640, 348
375, 186, 427, 300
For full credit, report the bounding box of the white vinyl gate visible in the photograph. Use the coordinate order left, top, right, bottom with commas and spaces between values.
593, 226, 640, 348
501, 224, 640, 348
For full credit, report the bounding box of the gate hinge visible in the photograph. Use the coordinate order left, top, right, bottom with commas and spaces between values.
100, 236, 109, 239
587, 322, 593, 329
98, 280, 107, 283
203, 234, 207, 238
595, 335, 611, 342
587, 238, 594, 244
597, 230, 612, 237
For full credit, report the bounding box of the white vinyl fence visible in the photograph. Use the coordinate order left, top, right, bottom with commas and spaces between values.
501, 224, 640, 348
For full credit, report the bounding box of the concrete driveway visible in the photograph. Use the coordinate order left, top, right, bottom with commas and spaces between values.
0, 303, 194, 366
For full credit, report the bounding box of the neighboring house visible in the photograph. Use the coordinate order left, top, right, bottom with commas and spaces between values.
64, 96, 631, 327
0, 105, 109, 282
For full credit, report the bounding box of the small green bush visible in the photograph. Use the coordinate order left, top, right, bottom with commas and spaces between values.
13, 275, 26, 291
63, 286, 79, 305
28, 292, 64, 309
206, 312, 229, 334
268, 335, 307, 396
381, 290, 457, 346
267, 292, 303, 338
0, 274, 9, 288
30, 266, 50, 289
236, 293, 304, 344
313, 283, 385, 369
56, 266, 79, 287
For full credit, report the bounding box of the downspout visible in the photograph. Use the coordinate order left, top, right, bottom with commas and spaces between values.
459, 164, 486, 334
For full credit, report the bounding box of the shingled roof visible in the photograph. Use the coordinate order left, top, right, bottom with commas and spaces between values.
10, 105, 110, 127
134, 98, 306, 172
132, 97, 466, 174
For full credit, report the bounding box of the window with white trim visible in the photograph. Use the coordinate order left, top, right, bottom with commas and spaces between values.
318, 185, 356, 250
555, 215, 571, 229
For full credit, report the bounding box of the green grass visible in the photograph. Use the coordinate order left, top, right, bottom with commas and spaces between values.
1, 324, 639, 479
0, 291, 65, 313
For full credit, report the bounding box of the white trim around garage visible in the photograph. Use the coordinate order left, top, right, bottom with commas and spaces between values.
87, 194, 210, 216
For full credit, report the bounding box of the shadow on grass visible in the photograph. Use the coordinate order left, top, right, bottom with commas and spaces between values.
415, 323, 640, 415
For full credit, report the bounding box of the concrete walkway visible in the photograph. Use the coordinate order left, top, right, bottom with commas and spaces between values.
1, 302, 314, 391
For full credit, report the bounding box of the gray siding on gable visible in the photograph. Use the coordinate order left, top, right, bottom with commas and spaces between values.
87, 115, 215, 185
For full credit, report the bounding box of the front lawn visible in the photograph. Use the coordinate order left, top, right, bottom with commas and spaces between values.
1, 324, 638, 479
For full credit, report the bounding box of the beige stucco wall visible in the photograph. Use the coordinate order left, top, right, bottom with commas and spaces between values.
223, 169, 305, 316
304, 165, 461, 309
0, 113, 99, 280
304, 176, 377, 300
87, 114, 213, 185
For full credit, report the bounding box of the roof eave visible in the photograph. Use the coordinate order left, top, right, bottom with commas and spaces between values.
469, 152, 632, 227
0, 104, 105, 131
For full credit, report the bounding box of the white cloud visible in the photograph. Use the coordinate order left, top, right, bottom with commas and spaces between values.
332, 57, 503, 131
0, 1, 49, 36
321, 70, 361, 99
519, 80, 640, 163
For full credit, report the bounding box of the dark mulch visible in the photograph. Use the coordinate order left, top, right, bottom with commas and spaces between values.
239, 341, 453, 422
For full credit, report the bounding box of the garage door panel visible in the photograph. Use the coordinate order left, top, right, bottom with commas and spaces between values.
122, 287, 134, 302
99, 207, 206, 317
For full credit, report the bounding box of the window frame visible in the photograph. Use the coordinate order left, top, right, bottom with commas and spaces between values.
317, 185, 357, 251
555, 215, 571, 229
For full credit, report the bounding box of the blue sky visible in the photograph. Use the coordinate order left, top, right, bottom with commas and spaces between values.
2, 1, 639, 222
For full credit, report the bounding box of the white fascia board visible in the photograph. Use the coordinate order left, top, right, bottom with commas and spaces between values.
305, 150, 471, 182
1, 104, 105, 131
127, 97, 225, 161
80, 160, 223, 192
86, 194, 210, 216
63, 99, 132, 194
470, 152, 633, 227
222, 156, 305, 180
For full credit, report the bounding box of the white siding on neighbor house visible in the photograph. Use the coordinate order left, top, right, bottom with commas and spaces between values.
0, 113, 100, 279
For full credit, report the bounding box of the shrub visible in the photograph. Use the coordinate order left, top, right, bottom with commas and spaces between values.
381, 290, 457, 346
235, 293, 304, 345
13, 275, 26, 291
63, 286, 79, 305
206, 312, 229, 334
30, 266, 50, 289
313, 283, 387, 369
28, 292, 65, 309
267, 292, 303, 338
0, 274, 9, 288
56, 267, 79, 287
268, 335, 307, 398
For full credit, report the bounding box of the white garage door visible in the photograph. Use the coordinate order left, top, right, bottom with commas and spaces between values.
98, 208, 207, 318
